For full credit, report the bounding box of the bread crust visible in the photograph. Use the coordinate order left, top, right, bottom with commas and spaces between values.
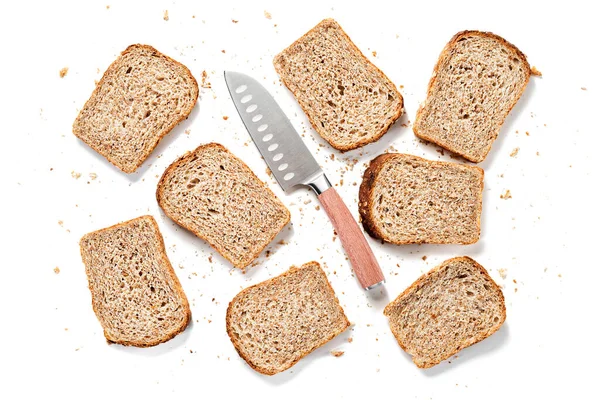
73, 44, 199, 173
383, 256, 506, 368
358, 153, 484, 244
79, 215, 191, 347
274, 19, 404, 152
225, 261, 350, 375
156, 143, 291, 269
413, 31, 531, 163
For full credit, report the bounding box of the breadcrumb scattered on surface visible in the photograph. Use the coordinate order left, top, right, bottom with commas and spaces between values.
372, 51, 377, 57
71, 171, 82, 179
347, 337, 353, 343
510, 147, 520, 157
500, 190, 512, 199
330, 350, 344, 357
264, 10, 272, 19
163, 10, 169, 21
498, 268, 507, 279
422, 255, 427, 261
200, 70, 211, 89
54, 267, 60, 274
89, 173, 97, 180
223, 116, 229, 120
530, 66, 542, 76
59, 67, 68, 78
232, 19, 238, 23
58, 220, 64, 227
581, 87, 587, 91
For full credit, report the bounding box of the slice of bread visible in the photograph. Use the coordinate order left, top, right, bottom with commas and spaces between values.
226, 261, 350, 375
413, 31, 530, 162
273, 19, 403, 151
156, 143, 290, 269
79, 215, 190, 347
384, 256, 506, 368
359, 153, 483, 245
73, 44, 199, 173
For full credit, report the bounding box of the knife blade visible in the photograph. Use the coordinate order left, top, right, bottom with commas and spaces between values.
225, 71, 385, 290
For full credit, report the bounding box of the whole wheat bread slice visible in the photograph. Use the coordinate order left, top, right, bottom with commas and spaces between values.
273, 19, 403, 151
79, 215, 190, 347
413, 31, 530, 162
384, 256, 506, 368
156, 143, 290, 269
359, 153, 484, 244
73, 44, 199, 173
226, 261, 350, 375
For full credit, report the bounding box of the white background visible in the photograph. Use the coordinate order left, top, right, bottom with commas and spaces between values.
2, 0, 598, 398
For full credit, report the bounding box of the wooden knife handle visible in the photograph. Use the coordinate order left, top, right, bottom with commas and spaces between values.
318, 187, 385, 289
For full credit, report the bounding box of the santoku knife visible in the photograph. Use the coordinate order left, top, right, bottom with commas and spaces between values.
224, 71, 384, 290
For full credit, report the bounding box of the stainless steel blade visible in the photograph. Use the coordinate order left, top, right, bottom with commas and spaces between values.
224, 71, 324, 193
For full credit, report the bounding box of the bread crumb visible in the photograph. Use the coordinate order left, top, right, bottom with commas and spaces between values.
498, 268, 507, 279
71, 171, 81, 179
500, 190, 512, 199
510, 147, 519, 157
200, 70, 211, 89
330, 350, 344, 357
303, 199, 312, 205
372, 51, 377, 57
347, 337, 353, 343
581, 87, 587, 91
264, 10, 272, 19
222, 116, 229, 120
221, 49, 226, 54
277, 240, 287, 245
232, 19, 238, 23
58, 220, 64, 227
89, 173, 97, 180
163, 10, 169, 21
59, 67, 69, 78
265, 167, 272, 177
208, 256, 213, 263
525, 131, 530, 136
422, 255, 427, 261
530, 66, 542, 76
54, 267, 60, 274
185, 129, 191, 135
315, 205, 320, 211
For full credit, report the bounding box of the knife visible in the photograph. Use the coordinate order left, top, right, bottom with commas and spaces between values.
224, 71, 385, 290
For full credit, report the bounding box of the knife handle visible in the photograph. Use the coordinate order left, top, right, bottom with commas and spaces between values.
318, 187, 385, 289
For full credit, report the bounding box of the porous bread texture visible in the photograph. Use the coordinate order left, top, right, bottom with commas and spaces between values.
413, 31, 530, 162
79, 215, 190, 347
73, 44, 199, 173
274, 18, 403, 151
359, 153, 483, 245
384, 256, 506, 368
156, 143, 290, 269
226, 262, 350, 375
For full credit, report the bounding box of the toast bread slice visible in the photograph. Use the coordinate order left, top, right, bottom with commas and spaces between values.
274, 19, 403, 151
73, 44, 199, 173
79, 215, 190, 347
